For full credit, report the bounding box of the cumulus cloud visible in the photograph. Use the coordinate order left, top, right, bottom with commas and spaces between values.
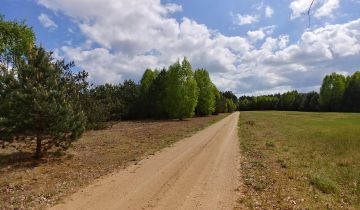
231, 13, 259, 25
265, 6, 274, 18
247, 30, 266, 42
38, 13, 57, 29
290, 0, 312, 19
247, 26, 276, 43
239, 19, 360, 93
315, 0, 339, 18
37, 0, 360, 95
37, 0, 250, 78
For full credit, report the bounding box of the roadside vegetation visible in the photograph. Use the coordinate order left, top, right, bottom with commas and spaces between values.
238, 111, 360, 209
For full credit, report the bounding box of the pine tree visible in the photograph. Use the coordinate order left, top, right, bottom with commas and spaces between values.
149, 69, 168, 118
0, 47, 86, 159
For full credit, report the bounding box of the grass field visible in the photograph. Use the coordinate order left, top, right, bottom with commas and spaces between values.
0, 114, 228, 210
238, 111, 360, 209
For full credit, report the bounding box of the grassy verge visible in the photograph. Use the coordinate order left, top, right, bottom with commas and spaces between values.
237, 111, 360, 209
0, 113, 229, 210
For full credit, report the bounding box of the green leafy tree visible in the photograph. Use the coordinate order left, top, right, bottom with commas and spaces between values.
238, 91, 320, 112
226, 98, 236, 112
139, 69, 157, 117
278, 91, 299, 110
0, 47, 86, 158
140, 69, 156, 94
194, 69, 215, 115
223, 91, 238, 104
308, 92, 320, 111
215, 92, 229, 113
0, 15, 35, 69
238, 98, 250, 111
343, 71, 360, 112
299, 91, 320, 111
85, 83, 122, 122
164, 58, 199, 119
320, 73, 347, 111
212, 86, 221, 114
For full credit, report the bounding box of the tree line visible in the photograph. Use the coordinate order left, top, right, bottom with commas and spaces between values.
0, 16, 235, 158
2, 16, 359, 159
82, 59, 237, 125
238, 72, 360, 112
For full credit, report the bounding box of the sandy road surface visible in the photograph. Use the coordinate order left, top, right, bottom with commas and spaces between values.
51, 112, 240, 210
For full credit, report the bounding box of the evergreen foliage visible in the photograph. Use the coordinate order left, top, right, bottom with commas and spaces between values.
343, 72, 360, 112
0, 47, 86, 158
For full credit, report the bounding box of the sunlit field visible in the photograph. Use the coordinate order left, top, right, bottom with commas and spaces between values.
238, 111, 360, 209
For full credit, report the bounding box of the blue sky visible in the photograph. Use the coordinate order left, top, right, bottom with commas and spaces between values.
1, 0, 360, 95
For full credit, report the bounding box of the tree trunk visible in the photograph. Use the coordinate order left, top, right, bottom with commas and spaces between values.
35, 135, 42, 159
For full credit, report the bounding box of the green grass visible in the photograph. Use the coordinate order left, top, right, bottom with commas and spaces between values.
238, 111, 360, 209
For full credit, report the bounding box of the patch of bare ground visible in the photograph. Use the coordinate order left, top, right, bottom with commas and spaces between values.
0, 114, 228, 210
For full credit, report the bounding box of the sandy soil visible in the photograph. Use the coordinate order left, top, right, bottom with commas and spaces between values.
1, 114, 228, 209
50, 112, 240, 210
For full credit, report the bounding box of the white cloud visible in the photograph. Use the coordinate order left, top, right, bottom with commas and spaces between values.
247, 26, 276, 43
290, 0, 340, 19
38, 13, 57, 29
238, 19, 360, 94
278, 35, 290, 49
261, 25, 277, 35
37, 0, 251, 80
164, 3, 183, 13
232, 13, 259, 25
265, 6, 274, 18
37, 0, 360, 95
247, 30, 266, 42
289, 0, 311, 19
314, 0, 339, 18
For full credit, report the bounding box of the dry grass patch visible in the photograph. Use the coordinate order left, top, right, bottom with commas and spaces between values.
0, 114, 228, 209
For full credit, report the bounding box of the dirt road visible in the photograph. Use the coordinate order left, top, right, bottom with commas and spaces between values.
51, 112, 240, 210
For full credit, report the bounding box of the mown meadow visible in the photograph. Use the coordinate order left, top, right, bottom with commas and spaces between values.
238, 111, 360, 209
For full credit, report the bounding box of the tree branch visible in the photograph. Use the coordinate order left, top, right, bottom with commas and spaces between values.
307, 0, 316, 27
